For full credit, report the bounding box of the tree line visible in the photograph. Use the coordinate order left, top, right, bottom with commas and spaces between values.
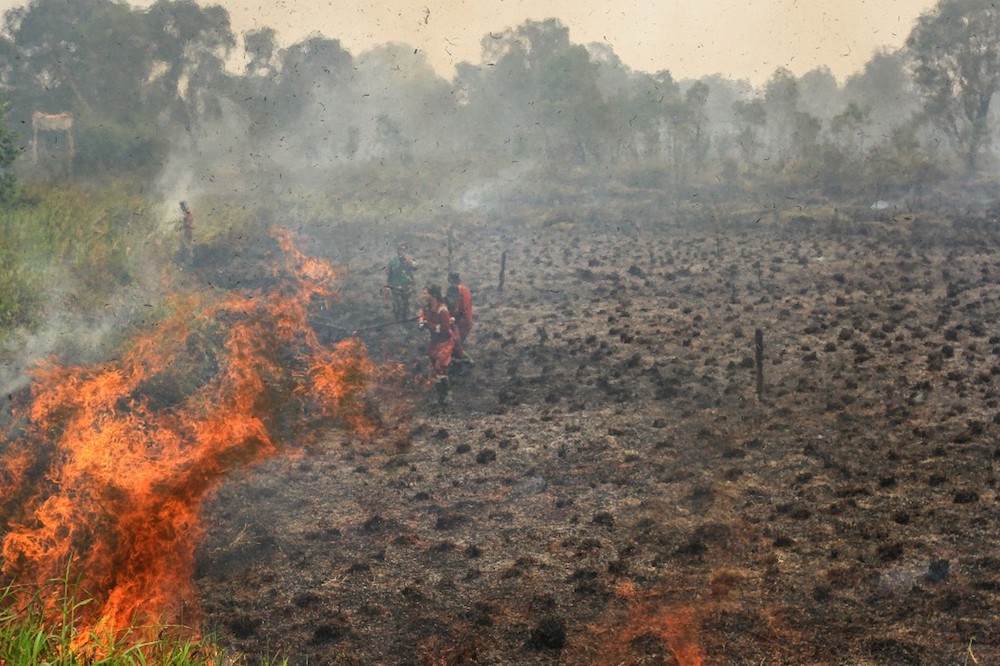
1, 0, 998, 202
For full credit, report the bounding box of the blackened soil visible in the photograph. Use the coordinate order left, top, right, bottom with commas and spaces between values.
195, 210, 1000, 665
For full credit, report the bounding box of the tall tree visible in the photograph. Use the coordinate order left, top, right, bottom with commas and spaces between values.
237, 27, 282, 150
244, 27, 279, 79
843, 50, 918, 138
356, 44, 452, 137
1, 0, 238, 171
907, 0, 1000, 172
461, 18, 608, 163
267, 35, 354, 162
587, 43, 644, 160
659, 80, 711, 190
733, 98, 766, 167
830, 101, 870, 157
762, 67, 801, 166
143, 0, 236, 125
797, 66, 842, 122
3, 0, 146, 122
534, 41, 609, 162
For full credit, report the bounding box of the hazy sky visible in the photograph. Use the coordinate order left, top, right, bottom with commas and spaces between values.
0, 0, 940, 84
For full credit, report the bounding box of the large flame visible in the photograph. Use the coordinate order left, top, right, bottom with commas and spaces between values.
0, 228, 375, 648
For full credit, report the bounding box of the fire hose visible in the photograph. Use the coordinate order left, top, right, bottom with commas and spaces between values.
319, 316, 419, 336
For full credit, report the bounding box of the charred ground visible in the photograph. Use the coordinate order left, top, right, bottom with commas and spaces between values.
193, 203, 1000, 665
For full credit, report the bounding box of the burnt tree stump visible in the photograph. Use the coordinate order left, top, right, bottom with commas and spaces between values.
499, 250, 507, 294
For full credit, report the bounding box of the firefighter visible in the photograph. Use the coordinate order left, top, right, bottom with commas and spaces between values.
445, 271, 474, 363
178, 200, 194, 265
387, 242, 418, 320
418, 283, 456, 405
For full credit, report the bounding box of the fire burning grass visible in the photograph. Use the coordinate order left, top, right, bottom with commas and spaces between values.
0, 228, 382, 656
0, 571, 225, 665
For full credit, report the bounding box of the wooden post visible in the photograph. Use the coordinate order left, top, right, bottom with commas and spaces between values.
498, 250, 507, 294
754, 328, 764, 400
447, 227, 454, 273
31, 111, 74, 177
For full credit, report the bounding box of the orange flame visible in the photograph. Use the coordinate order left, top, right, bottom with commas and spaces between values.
0, 228, 376, 649
590, 580, 706, 666
617, 604, 705, 666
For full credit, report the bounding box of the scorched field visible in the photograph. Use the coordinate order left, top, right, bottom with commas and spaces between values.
185, 204, 1000, 665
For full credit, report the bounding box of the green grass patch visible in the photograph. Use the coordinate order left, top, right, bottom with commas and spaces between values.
0, 180, 168, 330
0, 574, 287, 665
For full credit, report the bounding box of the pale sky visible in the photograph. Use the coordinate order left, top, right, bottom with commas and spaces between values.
0, 0, 940, 84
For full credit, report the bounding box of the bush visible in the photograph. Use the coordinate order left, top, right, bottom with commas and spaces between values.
73, 120, 167, 175
0, 181, 162, 331
0, 99, 19, 203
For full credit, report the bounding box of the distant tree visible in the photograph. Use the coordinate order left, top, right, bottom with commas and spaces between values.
2, 0, 145, 121
791, 110, 822, 159
907, 0, 1000, 172
265, 36, 354, 162
272, 36, 352, 114
623, 70, 683, 161
661, 81, 711, 189
0, 30, 14, 91
0, 99, 18, 203
462, 18, 608, 163
373, 114, 411, 165
831, 101, 870, 157
733, 98, 766, 167
682, 81, 711, 168
535, 42, 609, 162
696, 74, 753, 162
588, 42, 632, 99
843, 50, 918, 134
354, 43, 454, 159
143, 0, 237, 125
797, 66, 842, 122
244, 27, 279, 78
759, 67, 824, 169
866, 120, 946, 197
762, 67, 801, 165
587, 43, 645, 160
236, 27, 283, 151
1, 0, 238, 172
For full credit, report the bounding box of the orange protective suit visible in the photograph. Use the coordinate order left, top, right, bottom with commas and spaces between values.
419, 302, 456, 378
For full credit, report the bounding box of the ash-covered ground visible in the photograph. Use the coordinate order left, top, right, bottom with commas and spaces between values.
194, 207, 1000, 665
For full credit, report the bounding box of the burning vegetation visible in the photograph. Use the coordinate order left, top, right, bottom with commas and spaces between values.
3, 184, 1000, 664
0, 228, 378, 651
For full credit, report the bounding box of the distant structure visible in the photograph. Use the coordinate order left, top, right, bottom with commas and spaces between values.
32, 111, 75, 176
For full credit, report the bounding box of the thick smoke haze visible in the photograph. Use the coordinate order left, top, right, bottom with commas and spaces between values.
1, 0, 997, 409
47, 0, 936, 85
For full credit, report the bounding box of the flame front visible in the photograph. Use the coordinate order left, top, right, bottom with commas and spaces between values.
0, 228, 375, 647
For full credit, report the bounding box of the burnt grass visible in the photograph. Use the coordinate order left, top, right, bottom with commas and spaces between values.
194, 207, 1000, 665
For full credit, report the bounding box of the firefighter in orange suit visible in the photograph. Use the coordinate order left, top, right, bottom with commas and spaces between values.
418, 283, 456, 404
445, 272, 473, 362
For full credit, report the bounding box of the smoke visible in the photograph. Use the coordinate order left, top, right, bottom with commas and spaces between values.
151, 98, 263, 219
0, 123, 243, 405
457, 161, 534, 213
145, 38, 478, 211
0, 258, 177, 404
